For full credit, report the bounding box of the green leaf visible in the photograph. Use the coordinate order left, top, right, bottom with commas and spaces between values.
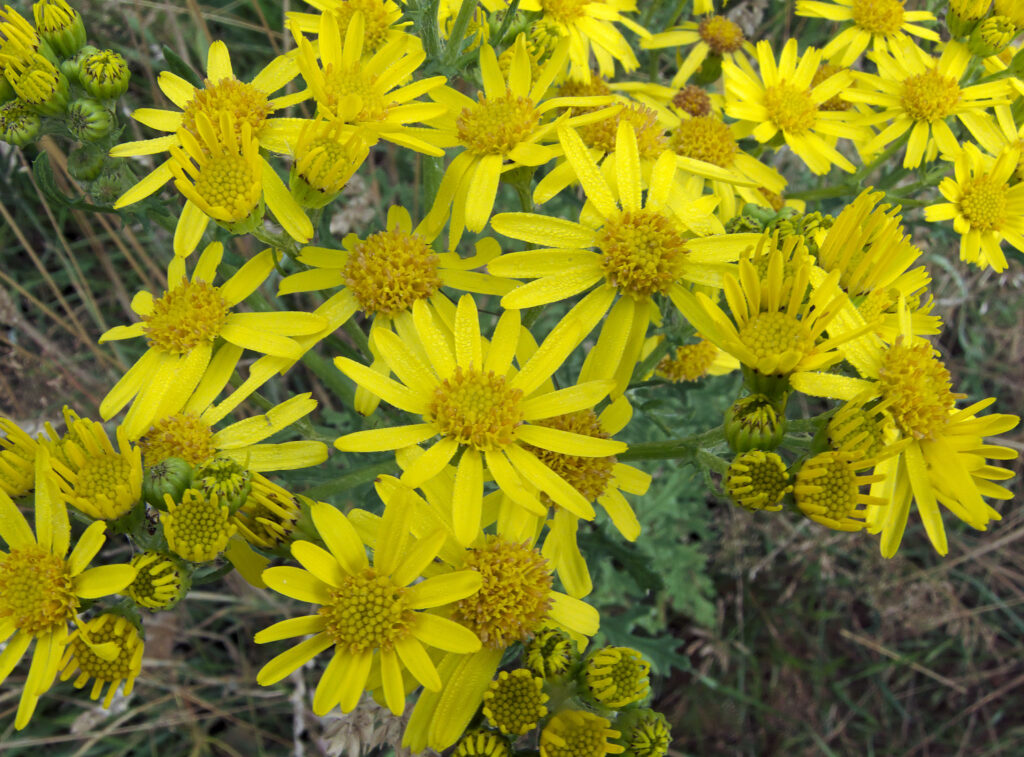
161, 44, 203, 89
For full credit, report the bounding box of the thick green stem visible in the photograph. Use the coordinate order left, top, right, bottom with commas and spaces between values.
444, 0, 477, 67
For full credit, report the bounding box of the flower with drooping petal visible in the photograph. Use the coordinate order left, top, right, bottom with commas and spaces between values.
0, 449, 136, 729
58, 613, 144, 708
795, 0, 939, 66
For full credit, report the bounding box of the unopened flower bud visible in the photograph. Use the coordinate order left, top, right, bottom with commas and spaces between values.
615, 709, 672, 757
142, 456, 192, 509
947, 0, 992, 37
66, 97, 111, 140
79, 49, 131, 100
193, 457, 252, 514
725, 393, 786, 452
6, 52, 69, 116
32, 0, 86, 58
67, 143, 105, 180
61, 43, 98, 85
969, 16, 1017, 57
0, 98, 40, 146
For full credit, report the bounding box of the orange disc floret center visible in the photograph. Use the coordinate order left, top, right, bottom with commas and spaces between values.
579, 104, 666, 158
597, 210, 688, 298
669, 115, 738, 167
540, 0, 589, 23
429, 367, 524, 451
457, 90, 540, 155
140, 412, 217, 466
143, 278, 230, 354
699, 15, 745, 54
454, 537, 553, 649
673, 85, 712, 116
878, 341, 955, 439
523, 411, 616, 502
738, 311, 814, 362
763, 82, 818, 135
181, 78, 272, 140
343, 228, 442, 316
657, 340, 719, 382
0, 546, 78, 635
319, 567, 414, 652
900, 70, 961, 121
322, 64, 388, 121
959, 175, 1007, 231
850, 0, 905, 34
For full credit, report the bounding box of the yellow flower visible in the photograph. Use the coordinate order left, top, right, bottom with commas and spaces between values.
58, 613, 144, 708
723, 39, 869, 175
293, 10, 448, 155
676, 233, 868, 383
280, 204, 516, 414
649, 336, 739, 382
642, 15, 755, 89
540, 710, 624, 757
725, 450, 792, 512
492, 122, 757, 396
517, 0, 649, 82
231, 476, 302, 550
584, 646, 650, 708
126, 551, 186, 610
335, 294, 624, 546
794, 450, 887, 531
165, 111, 313, 257
482, 668, 548, 735
421, 34, 601, 247
255, 492, 483, 716
792, 301, 1020, 557
844, 40, 1011, 168
98, 242, 327, 440
795, 0, 939, 66
289, 117, 370, 208
0, 417, 38, 497
287, 0, 412, 55
924, 143, 1024, 273
47, 414, 143, 522
110, 40, 306, 208
163, 488, 237, 562
0, 449, 136, 729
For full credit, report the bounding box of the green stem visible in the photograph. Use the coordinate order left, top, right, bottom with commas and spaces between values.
416, 0, 443, 64
342, 319, 372, 361
618, 426, 727, 461
492, 0, 521, 46
444, 0, 477, 67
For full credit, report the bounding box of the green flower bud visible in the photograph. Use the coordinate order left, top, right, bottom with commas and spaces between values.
725, 393, 787, 453
615, 709, 672, 757
947, 0, 991, 37
968, 16, 1017, 57
67, 143, 105, 181
0, 98, 40, 147
289, 120, 368, 208
725, 450, 792, 512
127, 551, 190, 610
142, 456, 193, 509
724, 213, 764, 234
5, 52, 69, 116
32, 0, 86, 58
66, 97, 111, 141
79, 49, 131, 100
524, 627, 579, 679
193, 457, 252, 514
60, 43, 98, 85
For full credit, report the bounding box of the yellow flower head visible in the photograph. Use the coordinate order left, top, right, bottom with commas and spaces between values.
845, 40, 1011, 168
518, 0, 649, 82
795, 450, 887, 531
335, 294, 627, 545
0, 448, 136, 729
231, 476, 303, 549
293, 10, 447, 155
584, 646, 650, 708
127, 551, 187, 610
525, 626, 579, 678
724, 39, 868, 175
642, 14, 754, 89
59, 613, 144, 708
725, 450, 792, 512
482, 668, 549, 735
48, 414, 143, 521
287, 0, 411, 55
4, 51, 68, 115
795, 0, 939, 66
454, 729, 514, 757
654, 337, 739, 382
0, 416, 38, 497
255, 492, 483, 716
163, 488, 237, 562
0, 6, 39, 60
98, 243, 327, 439
290, 117, 369, 206
540, 710, 624, 757
925, 143, 1024, 273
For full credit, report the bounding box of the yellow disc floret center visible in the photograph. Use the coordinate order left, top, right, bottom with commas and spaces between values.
75, 453, 137, 519
322, 64, 388, 121
69, 616, 140, 683
0, 546, 78, 635
540, 0, 588, 23
541, 711, 619, 757
344, 227, 442, 316
725, 450, 791, 511
194, 152, 260, 221
597, 210, 688, 298
657, 340, 719, 382
454, 537, 553, 649
763, 82, 818, 135
329, 0, 393, 53
959, 174, 1007, 232
579, 104, 666, 159
738, 311, 814, 363
181, 78, 272, 140
850, 0, 905, 34
457, 90, 540, 155
319, 567, 414, 652
878, 341, 955, 439
143, 278, 230, 354
669, 115, 738, 167
795, 451, 857, 521
483, 669, 549, 736
429, 367, 524, 451
523, 411, 616, 503
901, 70, 961, 122
699, 15, 745, 54
140, 412, 217, 466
